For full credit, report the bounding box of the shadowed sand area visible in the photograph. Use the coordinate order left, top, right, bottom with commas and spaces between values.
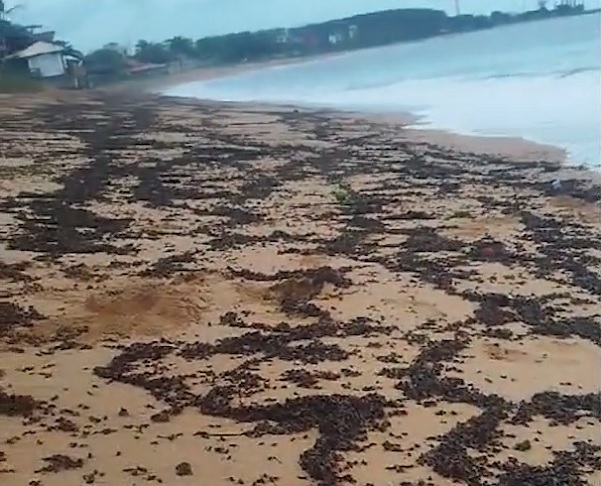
0, 89, 600, 486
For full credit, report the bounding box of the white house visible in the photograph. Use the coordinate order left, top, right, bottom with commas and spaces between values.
328, 33, 343, 45
10, 41, 70, 78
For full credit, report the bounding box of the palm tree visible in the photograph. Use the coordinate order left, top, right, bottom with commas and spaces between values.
0, 2, 24, 74
0, 1, 21, 20
135, 39, 150, 54
54, 39, 84, 60
1, 2, 15, 68
0, 2, 22, 51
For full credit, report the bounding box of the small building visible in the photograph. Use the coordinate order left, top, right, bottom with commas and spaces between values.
9, 41, 75, 78
276, 28, 291, 44
8, 41, 86, 88
328, 32, 344, 45
348, 25, 358, 40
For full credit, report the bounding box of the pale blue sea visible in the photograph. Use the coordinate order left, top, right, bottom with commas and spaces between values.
166, 14, 601, 167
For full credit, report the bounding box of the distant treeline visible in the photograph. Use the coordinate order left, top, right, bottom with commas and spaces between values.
86, 3, 587, 75
88, 8, 449, 74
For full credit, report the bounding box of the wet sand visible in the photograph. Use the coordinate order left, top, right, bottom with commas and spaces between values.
0, 89, 600, 486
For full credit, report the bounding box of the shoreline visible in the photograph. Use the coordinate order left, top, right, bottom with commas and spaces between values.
0, 90, 599, 486
160, 91, 582, 172
152, 75, 594, 171
167, 90, 599, 171
143, 22, 601, 173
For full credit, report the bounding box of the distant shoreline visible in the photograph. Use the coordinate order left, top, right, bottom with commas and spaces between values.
103, 52, 341, 96
109, 8, 601, 96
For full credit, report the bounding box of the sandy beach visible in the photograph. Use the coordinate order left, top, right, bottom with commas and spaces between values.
0, 88, 600, 486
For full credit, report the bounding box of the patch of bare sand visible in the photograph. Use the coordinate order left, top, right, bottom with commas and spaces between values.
19, 271, 299, 342
450, 336, 601, 400
404, 128, 568, 163
494, 416, 600, 477
323, 265, 475, 326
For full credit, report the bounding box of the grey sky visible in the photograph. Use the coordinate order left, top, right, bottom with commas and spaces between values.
12, 0, 596, 51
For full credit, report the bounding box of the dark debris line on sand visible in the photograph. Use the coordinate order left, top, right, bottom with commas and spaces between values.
0, 92, 600, 485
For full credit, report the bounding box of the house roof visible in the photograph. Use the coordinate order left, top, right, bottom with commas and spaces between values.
10, 41, 64, 59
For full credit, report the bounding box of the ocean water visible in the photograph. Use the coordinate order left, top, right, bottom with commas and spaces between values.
166, 14, 601, 166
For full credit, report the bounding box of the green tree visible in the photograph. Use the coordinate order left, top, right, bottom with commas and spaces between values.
194, 31, 280, 64
1, 2, 25, 69
84, 47, 127, 76
165, 36, 194, 58
134, 39, 172, 64
194, 36, 222, 61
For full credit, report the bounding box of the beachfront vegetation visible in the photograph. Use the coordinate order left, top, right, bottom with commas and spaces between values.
0, 2, 26, 59
1, 3, 31, 90
84, 47, 128, 77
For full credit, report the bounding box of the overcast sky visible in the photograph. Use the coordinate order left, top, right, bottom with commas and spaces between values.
12, 0, 597, 52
